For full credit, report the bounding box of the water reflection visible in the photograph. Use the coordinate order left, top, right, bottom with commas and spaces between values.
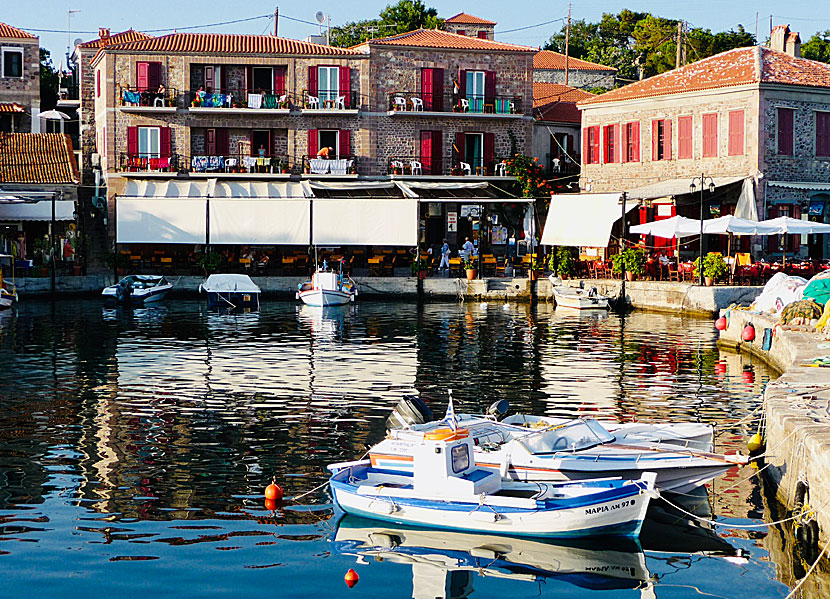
0, 299, 798, 598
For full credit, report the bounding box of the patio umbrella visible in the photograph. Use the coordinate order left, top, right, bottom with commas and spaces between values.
39, 109, 70, 120
702, 215, 779, 235
758, 216, 830, 267
629, 215, 701, 239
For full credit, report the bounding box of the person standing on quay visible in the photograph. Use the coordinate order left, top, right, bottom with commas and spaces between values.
439, 239, 450, 271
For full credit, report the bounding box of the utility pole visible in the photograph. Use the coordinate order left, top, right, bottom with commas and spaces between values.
676, 21, 682, 69
564, 3, 571, 86
274, 6, 279, 36
755, 12, 759, 45
681, 21, 686, 66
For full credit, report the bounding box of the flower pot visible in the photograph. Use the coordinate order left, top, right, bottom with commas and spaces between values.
418, 270, 428, 280
705, 276, 714, 286
466, 269, 477, 280
625, 271, 635, 282
528, 270, 538, 282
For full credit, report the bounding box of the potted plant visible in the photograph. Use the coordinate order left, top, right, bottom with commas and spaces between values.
463, 257, 477, 280
694, 252, 728, 286
104, 251, 130, 276
612, 247, 646, 281
410, 257, 428, 280
451, 166, 462, 176
550, 246, 576, 279
196, 250, 223, 274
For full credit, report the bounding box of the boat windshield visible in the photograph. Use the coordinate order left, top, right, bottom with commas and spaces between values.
518, 420, 616, 454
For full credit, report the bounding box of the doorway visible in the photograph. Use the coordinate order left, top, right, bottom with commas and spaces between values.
464, 133, 483, 173
251, 130, 271, 156
252, 67, 273, 93
318, 130, 339, 158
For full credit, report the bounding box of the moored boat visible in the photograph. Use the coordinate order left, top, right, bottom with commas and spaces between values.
297, 268, 357, 307
101, 275, 172, 304
199, 274, 261, 309
329, 429, 657, 539
550, 277, 610, 310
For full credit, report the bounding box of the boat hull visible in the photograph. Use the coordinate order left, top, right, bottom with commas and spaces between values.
330, 475, 651, 539
298, 288, 352, 307
102, 284, 171, 304
206, 291, 260, 309
552, 288, 610, 310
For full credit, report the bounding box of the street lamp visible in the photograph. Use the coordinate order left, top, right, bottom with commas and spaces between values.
689, 174, 715, 286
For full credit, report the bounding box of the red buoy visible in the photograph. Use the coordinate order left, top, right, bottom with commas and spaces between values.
715, 317, 727, 331
345, 569, 359, 588
264, 498, 277, 511
714, 362, 727, 376
265, 480, 283, 501
741, 324, 755, 342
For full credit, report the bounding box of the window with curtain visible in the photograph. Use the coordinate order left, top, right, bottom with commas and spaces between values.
318, 66, 339, 104
2, 49, 23, 78
138, 127, 160, 158
466, 70, 485, 111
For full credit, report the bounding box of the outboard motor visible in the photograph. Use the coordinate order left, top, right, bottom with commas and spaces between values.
386, 394, 433, 430
486, 399, 509, 421
589, 287, 597, 298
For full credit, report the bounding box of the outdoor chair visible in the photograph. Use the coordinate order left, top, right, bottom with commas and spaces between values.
410, 160, 423, 175
411, 97, 423, 111
460, 162, 472, 176
393, 96, 407, 110
552, 158, 561, 172
495, 162, 506, 176
448, 258, 463, 278
460, 99, 470, 112
306, 95, 320, 109
335, 95, 346, 110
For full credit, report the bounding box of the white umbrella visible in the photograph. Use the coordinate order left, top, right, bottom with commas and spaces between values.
702, 215, 779, 235
39, 109, 70, 120
760, 216, 830, 235
629, 215, 701, 239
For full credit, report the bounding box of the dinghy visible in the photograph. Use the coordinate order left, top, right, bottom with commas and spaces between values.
550, 276, 610, 310
101, 275, 172, 304
199, 274, 261, 309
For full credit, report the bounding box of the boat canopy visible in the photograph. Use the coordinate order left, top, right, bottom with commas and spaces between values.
201, 274, 260, 293
518, 419, 615, 455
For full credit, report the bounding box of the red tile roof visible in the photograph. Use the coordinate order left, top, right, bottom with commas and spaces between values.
0, 134, 79, 184
534, 50, 616, 72
445, 13, 496, 25
78, 29, 151, 49
366, 28, 535, 52
0, 103, 25, 114
99, 32, 363, 56
0, 22, 36, 40
580, 46, 830, 106
533, 83, 593, 122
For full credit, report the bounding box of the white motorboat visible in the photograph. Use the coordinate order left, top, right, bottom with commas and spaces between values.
297, 268, 357, 307
0, 254, 18, 309
101, 275, 172, 304
372, 399, 745, 494
199, 274, 261, 309
550, 276, 610, 310
329, 429, 657, 539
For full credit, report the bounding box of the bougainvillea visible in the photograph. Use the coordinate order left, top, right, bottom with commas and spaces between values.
504, 154, 552, 198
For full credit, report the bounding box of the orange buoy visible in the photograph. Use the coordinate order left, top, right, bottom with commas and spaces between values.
423, 428, 469, 441
741, 324, 755, 342
715, 317, 727, 331
265, 480, 283, 501
344, 569, 359, 588
264, 498, 277, 511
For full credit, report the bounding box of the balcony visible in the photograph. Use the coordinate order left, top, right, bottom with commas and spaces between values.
119, 86, 180, 113
302, 155, 358, 176
57, 84, 80, 106
385, 155, 514, 178
118, 152, 181, 174
387, 92, 522, 117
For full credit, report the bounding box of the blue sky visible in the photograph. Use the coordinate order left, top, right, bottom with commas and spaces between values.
7, 0, 830, 66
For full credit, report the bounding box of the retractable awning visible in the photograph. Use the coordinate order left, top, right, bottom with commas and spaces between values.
209, 199, 310, 245
116, 198, 207, 244
312, 198, 418, 246
768, 181, 830, 191
541, 194, 638, 247
0, 200, 75, 221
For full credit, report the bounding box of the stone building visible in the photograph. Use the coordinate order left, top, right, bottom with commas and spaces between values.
443, 13, 496, 41
0, 23, 40, 133
532, 83, 593, 184
533, 50, 616, 90
577, 29, 830, 260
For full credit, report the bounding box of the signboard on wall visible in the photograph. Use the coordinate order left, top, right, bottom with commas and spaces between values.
657, 204, 673, 217
491, 225, 508, 245
460, 205, 481, 218
447, 211, 457, 232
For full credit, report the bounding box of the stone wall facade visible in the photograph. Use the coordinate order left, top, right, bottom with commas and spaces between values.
0, 37, 40, 132
534, 68, 616, 90
443, 22, 495, 41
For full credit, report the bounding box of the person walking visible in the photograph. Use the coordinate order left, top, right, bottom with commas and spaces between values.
439, 239, 451, 271
462, 237, 474, 260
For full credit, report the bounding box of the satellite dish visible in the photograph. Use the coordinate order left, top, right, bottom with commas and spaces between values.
315, 11, 326, 24
73, 38, 84, 47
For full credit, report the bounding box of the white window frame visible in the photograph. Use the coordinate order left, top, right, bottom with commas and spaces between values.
466, 70, 485, 103
138, 126, 160, 159
1, 47, 24, 79
318, 66, 339, 105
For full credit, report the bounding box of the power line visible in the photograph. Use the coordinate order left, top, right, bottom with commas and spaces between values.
497, 17, 566, 35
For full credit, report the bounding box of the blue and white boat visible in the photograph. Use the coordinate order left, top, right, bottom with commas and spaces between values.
297, 265, 357, 307
329, 428, 657, 539
199, 274, 261, 309
102, 275, 172, 304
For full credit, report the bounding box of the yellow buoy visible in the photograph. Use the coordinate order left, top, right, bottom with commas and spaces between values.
747, 433, 764, 453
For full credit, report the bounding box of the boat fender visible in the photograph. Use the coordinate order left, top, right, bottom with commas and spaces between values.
469, 510, 499, 523
368, 500, 397, 515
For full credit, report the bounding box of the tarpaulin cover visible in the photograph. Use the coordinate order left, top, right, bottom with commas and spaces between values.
0, 200, 75, 221
209, 199, 310, 245
116, 198, 206, 244
751, 272, 808, 314
542, 194, 637, 247
312, 199, 418, 246
803, 271, 830, 307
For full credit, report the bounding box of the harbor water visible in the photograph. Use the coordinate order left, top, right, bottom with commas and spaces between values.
0, 299, 814, 598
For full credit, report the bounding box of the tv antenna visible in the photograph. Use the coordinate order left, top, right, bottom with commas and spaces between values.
315, 11, 331, 44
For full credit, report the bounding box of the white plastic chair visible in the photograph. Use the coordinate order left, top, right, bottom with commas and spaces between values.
154, 97, 164, 107
278, 94, 288, 108
508, 100, 516, 114
460, 162, 471, 176
410, 160, 423, 175
410, 97, 423, 111
335, 95, 346, 110
460, 99, 470, 112
393, 96, 407, 111
391, 160, 405, 173
225, 158, 238, 172
307, 95, 320, 109
494, 162, 506, 176
552, 158, 561, 173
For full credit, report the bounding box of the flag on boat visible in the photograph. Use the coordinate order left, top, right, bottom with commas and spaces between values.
444, 394, 458, 431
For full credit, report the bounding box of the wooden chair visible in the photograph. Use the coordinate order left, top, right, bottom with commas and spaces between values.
666, 262, 680, 282
482, 255, 497, 277
448, 257, 463, 278
368, 257, 384, 276
495, 258, 506, 278
382, 255, 396, 276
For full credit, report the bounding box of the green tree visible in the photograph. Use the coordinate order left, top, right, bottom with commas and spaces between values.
40, 48, 59, 112
802, 30, 830, 63
330, 0, 442, 48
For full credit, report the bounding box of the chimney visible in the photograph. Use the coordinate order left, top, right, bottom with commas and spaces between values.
769, 24, 789, 53
786, 31, 802, 58
98, 27, 110, 41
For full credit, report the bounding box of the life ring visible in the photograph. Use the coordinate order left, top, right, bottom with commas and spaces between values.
424, 428, 469, 441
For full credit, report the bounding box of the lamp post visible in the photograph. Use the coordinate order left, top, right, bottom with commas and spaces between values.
689, 174, 715, 287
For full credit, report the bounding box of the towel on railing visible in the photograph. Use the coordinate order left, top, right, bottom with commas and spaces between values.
123, 90, 141, 104
262, 94, 280, 109
309, 158, 330, 174
329, 159, 350, 175
208, 156, 224, 170
191, 156, 209, 172
243, 156, 258, 170
247, 93, 263, 109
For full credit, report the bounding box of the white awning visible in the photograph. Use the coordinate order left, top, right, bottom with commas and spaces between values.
116, 198, 207, 244
541, 194, 637, 247
312, 199, 418, 246
768, 181, 830, 191
0, 200, 75, 221
209, 199, 310, 245
121, 179, 313, 198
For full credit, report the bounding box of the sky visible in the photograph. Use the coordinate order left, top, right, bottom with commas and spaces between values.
6, 0, 830, 66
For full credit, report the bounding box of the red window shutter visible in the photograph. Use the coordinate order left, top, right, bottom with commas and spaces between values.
420, 131, 433, 173
458, 70, 466, 99
339, 66, 351, 108
591, 126, 600, 164
778, 108, 793, 155
632, 122, 640, 161
621, 124, 628, 162
702, 113, 717, 158
484, 71, 496, 105
216, 128, 229, 156
205, 66, 215, 92
566, 133, 574, 155
652, 119, 660, 161
662, 119, 672, 160
613, 124, 620, 163
127, 126, 138, 156
245, 66, 253, 93
307, 66, 318, 96
602, 126, 610, 164
160, 127, 171, 158
582, 128, 590, 164
457, 30, 466, 36
96, 70, 100, 97
678, 116, 692, 159
432, 130, 443, 174
147, 63, 162, 91
339, 129, 351, 157
729, 110, 744, 156
274, 67, 286, 96
478, 31, 487, 39
817, 112, 830, 157
136, 62, 149, 91
454, 132, 466, 163
307, 129, 318, 157
433, 68, 444, 111
206, 129, 216, 155
484, 132, 495, 174
421, 68, 434, 110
